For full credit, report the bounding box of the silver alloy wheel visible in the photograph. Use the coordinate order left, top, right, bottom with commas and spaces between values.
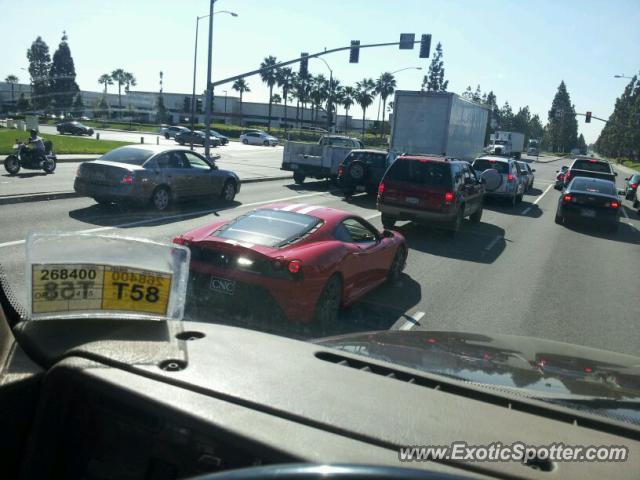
350, 163, 365, 180
222, 181, 236, 201
153, 188, 170, 211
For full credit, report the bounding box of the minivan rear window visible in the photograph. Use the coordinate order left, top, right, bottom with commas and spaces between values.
473, 159, 509, 174
386, 159, 451, 186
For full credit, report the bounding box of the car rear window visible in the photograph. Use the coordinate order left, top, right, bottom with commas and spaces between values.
99, 147, 156, 165
570, 179, 616, 195
572, 160, 611, 173
213, 209, 321, 247
473, 159, 509, 174
386, 159, 451, 186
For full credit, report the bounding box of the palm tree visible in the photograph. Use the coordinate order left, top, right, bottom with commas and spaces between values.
325, 77, 340, 130
232, 78, 250, 125
341, 86, 355, 133
259, 56, 278, 131
375, 72, 397, 136
293, 72, 311, 127
4, 75, 19, 104
98, 73, 113, 94
111, 69, 133, 117
309, 74, 328, 126
355, 78, 375, 137
276, 67, 294, 130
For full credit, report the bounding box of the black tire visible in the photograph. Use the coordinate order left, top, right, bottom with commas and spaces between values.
516, 192, 524, 203
42, 157, 56, 173
312, 275, 342, 336
165, 133, 170, 139
242, 139, 249, 145
263, 140, 269, 146
151, 186, 171, 211
633, 198, 639, 209
555, 212, 564, 224
348, 161, 367, 181
178, 140, 185, 146
387, 245, 407, 284
469, 204, 483, 223
220, 180, 236, 202
365, 185, 378, 196
447, 207, 463, 237
293, 172, 306, 184
381, 214, 397, 229
4, 155, 20, 175
343, 187, 355, 198
510, 193, 517, 207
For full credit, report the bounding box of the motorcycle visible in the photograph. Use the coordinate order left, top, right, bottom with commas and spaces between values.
3, 141, 57, 175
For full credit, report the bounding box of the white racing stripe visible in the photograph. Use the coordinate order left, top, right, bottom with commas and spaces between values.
297, 205, 322, 214
280, 203, 307, 212
0, 190, 337, 250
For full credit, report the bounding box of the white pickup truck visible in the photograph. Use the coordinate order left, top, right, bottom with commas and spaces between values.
281, 135, 364, 184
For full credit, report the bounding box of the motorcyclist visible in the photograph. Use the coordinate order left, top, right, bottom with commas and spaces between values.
26, 129, 45, 162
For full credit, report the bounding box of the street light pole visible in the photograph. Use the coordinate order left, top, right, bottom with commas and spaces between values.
190, 14, 208, 150
311, 57, 333, 131
203, 0, 216, 160
613, 74, 634, 80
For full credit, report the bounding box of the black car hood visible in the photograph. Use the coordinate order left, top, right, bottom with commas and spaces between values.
315, 330, 640, 401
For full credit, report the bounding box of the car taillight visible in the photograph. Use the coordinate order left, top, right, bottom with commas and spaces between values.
378, 182, 385, 196
564, 172, 571, 181
507, 173, 513, 182
631, 183, 638, 189
607, 200, 619, 209
121, 174, 134, 184
337, 166, 343, 178
563, 194, 572, 202
444, 192, 454, 203
288, 260, 301, 274
173, 236, 190, 246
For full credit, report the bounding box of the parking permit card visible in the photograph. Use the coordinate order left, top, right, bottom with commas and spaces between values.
32, 263, 172, 316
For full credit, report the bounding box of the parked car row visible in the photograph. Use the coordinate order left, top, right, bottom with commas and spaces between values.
162, 125, 277, 147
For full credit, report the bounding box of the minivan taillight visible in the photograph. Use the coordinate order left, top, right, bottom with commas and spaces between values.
121, 174, 134, 184
444, 192, 454, 203
507, 173, 514, 182
607, 201, 619, 209
337, 166, 343, 178
563, 194, 573, 203
378, 182, 385, 196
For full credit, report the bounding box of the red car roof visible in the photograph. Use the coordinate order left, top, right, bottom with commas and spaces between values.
259, 203, 353, 222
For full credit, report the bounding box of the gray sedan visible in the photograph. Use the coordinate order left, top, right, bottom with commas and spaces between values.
74, 145, 240, 211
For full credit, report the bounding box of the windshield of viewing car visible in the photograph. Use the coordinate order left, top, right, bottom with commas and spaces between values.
473, 159, 509, 174
1, 0, 639, 433
212, 209, 320, 247
98, 147, 155, 165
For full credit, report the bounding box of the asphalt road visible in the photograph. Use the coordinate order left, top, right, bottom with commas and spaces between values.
0, 157, 638, 356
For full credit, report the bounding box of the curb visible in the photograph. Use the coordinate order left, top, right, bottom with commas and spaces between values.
0, 175, 293, 205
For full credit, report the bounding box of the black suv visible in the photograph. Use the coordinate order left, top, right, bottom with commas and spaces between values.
377, 155, 486, 235
337, 149, 389, 196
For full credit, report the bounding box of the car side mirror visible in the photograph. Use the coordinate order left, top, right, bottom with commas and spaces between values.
382, 229, 394, 238
210, 164, 218, 170
614, 172, 618, 176
625, 177, 630, 181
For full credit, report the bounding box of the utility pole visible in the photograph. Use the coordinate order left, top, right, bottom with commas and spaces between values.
203, 0, 215, 160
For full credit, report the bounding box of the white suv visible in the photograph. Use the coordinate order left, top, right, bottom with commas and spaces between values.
472, 156, 527, 206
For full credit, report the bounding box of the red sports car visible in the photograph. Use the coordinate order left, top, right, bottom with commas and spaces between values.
174, 203, 407, 331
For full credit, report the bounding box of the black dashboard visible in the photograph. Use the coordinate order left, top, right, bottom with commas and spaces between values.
2, 314, 640, 480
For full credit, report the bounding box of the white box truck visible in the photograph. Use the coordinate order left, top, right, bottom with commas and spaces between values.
487, 131, 525, 158
389, 91, 489, 162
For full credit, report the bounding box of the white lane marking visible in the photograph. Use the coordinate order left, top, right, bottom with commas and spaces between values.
364, 212, 381, 220
298, 205, 321, 214
484, 235, 503, 251
0, 190, 335, 249
399, 311, 425, 330
533, 184, 554, 206
280, 203, 307, 212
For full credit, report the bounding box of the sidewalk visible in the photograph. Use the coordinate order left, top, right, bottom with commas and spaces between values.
614, 162, 638, 176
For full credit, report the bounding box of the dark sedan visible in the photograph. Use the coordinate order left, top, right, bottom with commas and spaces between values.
174, 130, 220, 147
623, 173, 639, 205
209, 130, 229, 145
74, 145, 240, 211
555, 177, 621, 232
56, 121, 94, 136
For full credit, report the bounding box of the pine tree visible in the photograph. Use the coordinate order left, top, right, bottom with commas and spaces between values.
26, 36, 51, 110
499, 102, 514, 130
462, 86, 473, 100
577, 133, 587, 154
596, 74, 639, 160
49, 32, 79, 111
422, 42, 448, 92
544, 81, 578, 153
528, 114, 544, 140
472, 85, 482, 103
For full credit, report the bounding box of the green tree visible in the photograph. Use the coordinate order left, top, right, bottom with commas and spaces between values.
49, 32, 79, 110
512, 106, 531, 142
577, 133, 587, 153
294, 72, 312, 127
73, 93, 84, 117
528, 114, 544, 141
544, 81, 578, 153
27, 36, 51, 109
276, 67, 294, 128
232, 78, 250, 125
499, 102, 514, 130
355, 78, 375, 137
461, 85, 473, 100
309, 74, 328, 125
340, 85, 355, 132
110, 69, 136, 118
4, 75, 19, 104
472, 85, 483, 103
98, 73, 113, 93
422, 42, 448, 92
16, 93, 30, 112
271, 93, 282, 104
259, 56, 278, 131
375, 72, 397, 136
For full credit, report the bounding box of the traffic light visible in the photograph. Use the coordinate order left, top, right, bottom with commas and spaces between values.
349, 40, 360, 63
585, 111, 592, 123
300, 52, 309, 76
419, 34, 432, 58
399, 33, 415, 50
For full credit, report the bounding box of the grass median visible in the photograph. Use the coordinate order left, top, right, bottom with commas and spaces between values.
0, 129, 130, 155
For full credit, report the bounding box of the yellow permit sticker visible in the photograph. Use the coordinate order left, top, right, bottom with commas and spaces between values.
32, 264, 172, 316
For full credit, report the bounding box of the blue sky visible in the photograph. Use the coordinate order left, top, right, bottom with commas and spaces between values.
2, 0, 639, 143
